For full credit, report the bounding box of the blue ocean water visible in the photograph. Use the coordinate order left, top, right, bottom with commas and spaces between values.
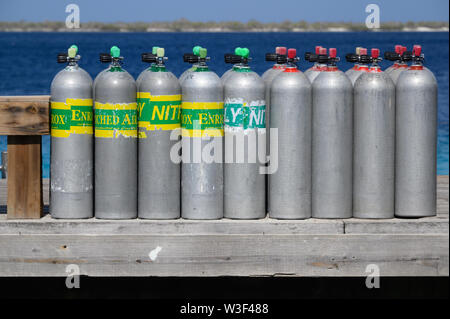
0, 32, 448, 176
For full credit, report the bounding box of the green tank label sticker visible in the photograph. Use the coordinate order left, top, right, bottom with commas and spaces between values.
224, 99, 266, 130
232, 66, 252, 73
137, 92, 181, 137
94, 102, 138, 138
51, 98, 93, 138
107, 66, 125, 72
181, 102, 224, 137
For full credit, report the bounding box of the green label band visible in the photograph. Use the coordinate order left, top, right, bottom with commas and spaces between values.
137, 93, 181, 133
181, 102, 224, 137
224, 102, 266, 129
94, 102, 137, 138
51, 99, 93, 138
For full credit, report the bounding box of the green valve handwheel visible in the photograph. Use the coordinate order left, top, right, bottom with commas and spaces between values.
235, 47, 249, 58
199, 48, 207, 58
193, 45, 201, 56
110, 45, 120, 58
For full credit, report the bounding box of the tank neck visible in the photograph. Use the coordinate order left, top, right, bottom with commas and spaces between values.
109, 58, 123, 71
358, 65, 369, 71
108, 65, 124, 72
409, 65, 424, 70
369, 65, 382, 73
65, 62, 79, 70
272, 64, 285, 70
283, 66, 299, 73
326, 66, 339, 72
150, 64, 167, 72
194, 65, 209, 72
67, 60, 79, 67
111, 58, 122, 67
233, 65, 251, 72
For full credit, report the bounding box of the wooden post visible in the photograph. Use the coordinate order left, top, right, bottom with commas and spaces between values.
0, 96, 49, 219
7, 136, 43, 218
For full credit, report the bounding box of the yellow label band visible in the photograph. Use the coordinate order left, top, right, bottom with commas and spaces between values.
51, 98, 93, 138
94, 102, 138, 138
137, 93, 181, 136
181, 101, 224, 137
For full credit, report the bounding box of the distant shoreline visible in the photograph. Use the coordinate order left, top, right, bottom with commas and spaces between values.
1, 28, 448, 33
1, 20, 448, 33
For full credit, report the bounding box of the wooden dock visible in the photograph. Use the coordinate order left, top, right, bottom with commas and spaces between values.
0, 95, 448, 277
0, 176, 447, 277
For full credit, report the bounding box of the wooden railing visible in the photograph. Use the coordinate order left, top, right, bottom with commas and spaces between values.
0, 95, 50, 219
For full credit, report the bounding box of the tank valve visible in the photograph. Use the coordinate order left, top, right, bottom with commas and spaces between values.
265, 46, 287, 62
57, 44, 80, 64
384, 46, 413, 63
224, 47, 251, 65
100, 45, 123, 64
142, 46, 168, 66
183, 46, 209, 65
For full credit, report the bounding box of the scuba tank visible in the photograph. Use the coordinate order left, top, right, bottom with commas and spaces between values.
304, 47, 328, 83
181, 47, 224, 219
262, 47, 287, 166
304, 46, 322, 74
221, 47, 244, 83
262, 47, 287, 213
353, 48, 396, 219
311, 48, 353, 219
395, 45, 438, 217
94, 46, 137, 219
223, 47, 266, 219
178, 45, 201, 85
345, 47, 370, 85
50, 44, 93, 219
137, 47, 181, 219
269, 49, 312, 219
384, 45, 403, 74
385, 46, 411, 84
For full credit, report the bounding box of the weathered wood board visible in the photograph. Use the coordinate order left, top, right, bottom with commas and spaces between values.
6, 136, 42, 219
0, 234, 447, 277
0, 96, 50, 135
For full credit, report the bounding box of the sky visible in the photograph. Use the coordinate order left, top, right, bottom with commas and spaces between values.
0, 0, 448, 23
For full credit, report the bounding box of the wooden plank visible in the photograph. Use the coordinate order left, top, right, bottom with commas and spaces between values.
344, 218, 449, 234
0, 234, 447, 277
0, 214, 344, 235
0, 213, 447, 235
6, 136, 42, 219
0, 95, 50, 135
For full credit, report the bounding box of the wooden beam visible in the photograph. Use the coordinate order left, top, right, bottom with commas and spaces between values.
0, 96, 50, 135
0, 233, 447, 277
6, 136, 43, 219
